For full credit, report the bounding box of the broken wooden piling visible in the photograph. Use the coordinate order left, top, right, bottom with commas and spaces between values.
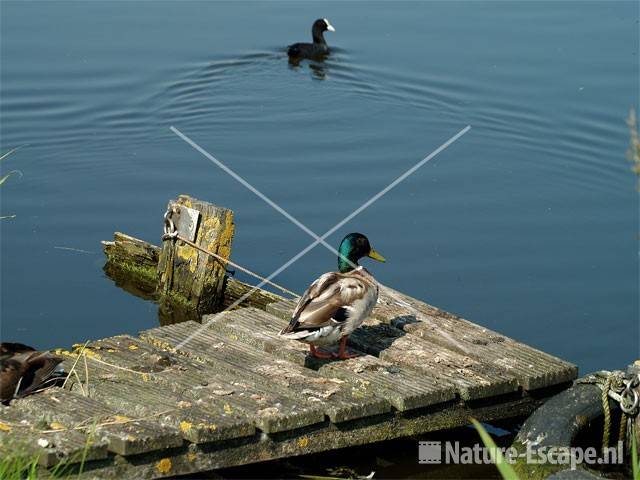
102, 195, 241, 324
157, 195, 234, 314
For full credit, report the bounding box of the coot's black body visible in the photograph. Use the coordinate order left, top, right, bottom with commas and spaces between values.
288, 18, 335, 60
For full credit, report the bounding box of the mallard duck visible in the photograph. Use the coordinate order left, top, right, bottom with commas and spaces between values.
0, 342, 64, 404
287, 18, 335, 60
279, 233, 385, 359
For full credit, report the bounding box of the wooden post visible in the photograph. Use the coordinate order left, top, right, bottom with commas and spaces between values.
157, 195, 235, 314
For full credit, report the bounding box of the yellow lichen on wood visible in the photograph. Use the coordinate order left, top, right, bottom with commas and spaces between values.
56, 347, 100, 360
72, 347, 101, 360
176, 242, 198, 274
156, 458, 172, 474
128, 345, 139, 350
49, 422, 65, 430
218, 212, 235, 258
187, 452, 197, 462
203, 217, 220, 242
0, 422, 12, 432
141, 337, 177, 354
223, 404, 233, 414
180, 421, 217, 434
297, 437, 309, 448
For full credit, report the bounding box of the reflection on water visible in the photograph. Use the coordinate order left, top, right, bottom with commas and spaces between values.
308, 61, 329, 80
288, 53, 331, 80
102, 261, 202, 326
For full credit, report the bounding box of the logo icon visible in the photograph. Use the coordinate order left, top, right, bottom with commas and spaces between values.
419, 441, 442, 464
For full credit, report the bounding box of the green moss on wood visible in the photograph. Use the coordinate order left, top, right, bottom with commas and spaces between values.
110, 261, 157, 286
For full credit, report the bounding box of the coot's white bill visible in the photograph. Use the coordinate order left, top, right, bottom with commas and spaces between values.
324, 19, 335, 32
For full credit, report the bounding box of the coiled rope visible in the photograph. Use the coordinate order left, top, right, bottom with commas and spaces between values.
579, 370, 639, 453
601, 374, 616, 451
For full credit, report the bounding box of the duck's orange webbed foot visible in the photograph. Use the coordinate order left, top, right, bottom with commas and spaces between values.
309, 345, 333, 359
333, 351, 360, 359
332, 336, 360, 360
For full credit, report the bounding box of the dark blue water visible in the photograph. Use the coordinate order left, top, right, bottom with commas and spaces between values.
1, 1, 638, 378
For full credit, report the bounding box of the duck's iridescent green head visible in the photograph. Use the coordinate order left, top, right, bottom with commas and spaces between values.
337, 233, 386, 273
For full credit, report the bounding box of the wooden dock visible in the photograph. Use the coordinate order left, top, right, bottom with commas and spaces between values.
0, 280, 577, 478
0, 197, 579, 478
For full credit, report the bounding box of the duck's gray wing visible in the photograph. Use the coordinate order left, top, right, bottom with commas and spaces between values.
279, 272, 370, 334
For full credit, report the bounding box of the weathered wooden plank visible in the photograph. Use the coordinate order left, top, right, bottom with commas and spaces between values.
372, 288, 578, 390
268, 290, 577, 393
102, 232, 160, 269
222, 277, 290, 310
58, 356, 255, 445
65, 336, 326, 434
316, 354, 456, 411
203, 309, 459, 410
247, 305, 517, 400
264, 299, 297, 318
139, 322, 391, 422
157, 195, 235, 314
350, 318, 519, 399
102, 232, 161, 302
75, 390, 553, 479
0, 404, 109, 467
92, 383, 252, 445
12, 387, 183, 456
83, 337, 327, 434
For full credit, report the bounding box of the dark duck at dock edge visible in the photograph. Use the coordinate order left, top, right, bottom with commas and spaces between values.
0, 343, 64, 405
279, 233, 385, 359
287, 18, 335, 60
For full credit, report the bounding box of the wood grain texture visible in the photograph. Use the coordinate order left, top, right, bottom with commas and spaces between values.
267, 287, 578, 393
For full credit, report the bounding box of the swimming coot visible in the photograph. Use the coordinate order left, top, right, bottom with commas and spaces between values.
288, 18, 335, 60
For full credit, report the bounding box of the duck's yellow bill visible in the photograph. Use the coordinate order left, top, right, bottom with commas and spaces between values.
368, 248, 386, 262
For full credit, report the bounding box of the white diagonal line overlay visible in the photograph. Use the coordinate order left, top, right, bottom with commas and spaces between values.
170, 125, 470, 350
170, 125, 469, 264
